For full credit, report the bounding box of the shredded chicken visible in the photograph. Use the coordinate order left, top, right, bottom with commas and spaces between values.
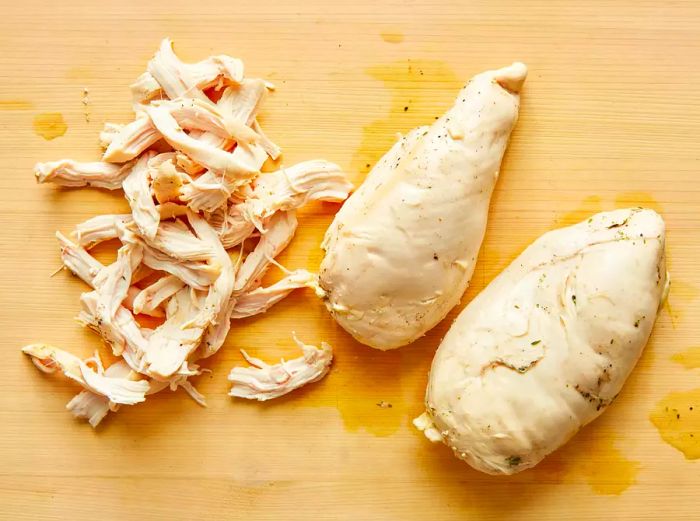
241, 160, 353, 228
151, 159, 186, 203
234, 210, 298, 292
228, 334, 333, 401
123, 151, 160, 239
133, 275, 186, 316
22, 344, 149, 405
102, 116, 161, 163
26, 38, 351, 427
231, 269, 321, 319
35, 159, 135, 189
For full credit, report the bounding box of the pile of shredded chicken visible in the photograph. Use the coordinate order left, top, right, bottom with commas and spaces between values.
24, 39, 351, 427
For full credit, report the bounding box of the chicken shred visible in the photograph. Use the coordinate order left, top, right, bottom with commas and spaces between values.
22, 344, 149, 405
228, 334, 333, 401
133, 275, 186, 316
123, 151, 160, 239
231, 269, 321, 319
35, 159, 135, 190
26, 38, 351, 426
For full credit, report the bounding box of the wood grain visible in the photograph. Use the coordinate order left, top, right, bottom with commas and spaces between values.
1, 1, 699, 519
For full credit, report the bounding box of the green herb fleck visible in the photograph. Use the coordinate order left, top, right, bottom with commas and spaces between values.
572, 295, 577, 303
531, 340, 541, 346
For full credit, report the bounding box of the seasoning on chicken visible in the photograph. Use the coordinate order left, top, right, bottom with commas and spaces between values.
415, 208, 669, 475
26, 38, 352, 426
228, 334, 333, 401
320, 63, 527, 350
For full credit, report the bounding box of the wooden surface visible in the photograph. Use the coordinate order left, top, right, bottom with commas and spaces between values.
1, 1, 699, 519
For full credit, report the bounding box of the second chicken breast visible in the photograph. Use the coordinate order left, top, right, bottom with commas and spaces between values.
319, 62, 527, 349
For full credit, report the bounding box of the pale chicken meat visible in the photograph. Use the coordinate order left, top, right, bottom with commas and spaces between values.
320, 63, 527, 350
231, 269, 321, 319
35, 159, 135, 190
228, 335, 333, 401
66, 360, 134, 427
234, 210, 298, 293
415, 209, 669, 475
132, 275, 186, 316
207, 204, 257, 249
73, 214, 132, 249
143, 287, 208, 379
144, 104, 257, 179
123, 151, 160, 239
140, 38, 244, 104
144, 219, 215, 262
175, 130, 232, 175
26, 38, 352, 426
179, 143, 269, 213
151, 158, 186, 203
241, 160, 354, 228
102, 116, 161, 163
22, 344, 149, 405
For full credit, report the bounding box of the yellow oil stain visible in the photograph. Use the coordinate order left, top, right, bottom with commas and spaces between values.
614, 191, 662, 213
299, 344, 407, 437
33, 112, 67, 140
380, 31, 404, 44
663, 280, 698, 327
353, 60, 460, 176
577, 433, 640, 495
671, 347, 700, 369
0, 100, 33, 110
556, 195, 602, 226
523, 427, 639, 494
663, 298, 680, 328
650, 389, 700, 459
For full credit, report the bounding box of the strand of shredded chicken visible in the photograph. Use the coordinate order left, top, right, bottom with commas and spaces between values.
228, 334, 333, 401
24, 38, 352, 427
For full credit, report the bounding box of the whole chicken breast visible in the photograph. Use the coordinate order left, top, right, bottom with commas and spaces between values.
319, 63, 527, 349
414, 208, 669, 475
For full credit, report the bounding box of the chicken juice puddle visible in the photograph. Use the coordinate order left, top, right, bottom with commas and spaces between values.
650, 389, 700, 459
352, 59, 460, 177
33, 112, 67, 140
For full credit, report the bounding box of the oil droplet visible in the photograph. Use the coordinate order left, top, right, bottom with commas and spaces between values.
33, 112, 67, 140
556, 195, 602, 226
671, 347, 700, 369
650, 389, 700, 459
353, 60, 460, 176
380, 31, 404, 44
0, 100, 33, 110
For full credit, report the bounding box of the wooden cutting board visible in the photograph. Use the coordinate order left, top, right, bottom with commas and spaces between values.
1, 1, 699, 519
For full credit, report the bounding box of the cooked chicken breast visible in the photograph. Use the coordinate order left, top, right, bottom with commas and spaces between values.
414, 208, 669, 475
319, 63, 527, 349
